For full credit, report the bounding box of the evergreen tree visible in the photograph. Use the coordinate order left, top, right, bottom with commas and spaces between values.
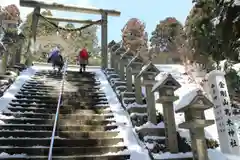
185, 0, 240, 65
150, 17, 184, 53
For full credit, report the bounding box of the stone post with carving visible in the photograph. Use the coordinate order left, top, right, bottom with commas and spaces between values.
206, 70, 240, 155
176, 89, 214, 160
137, 62, 160, 124
152, 74, 181, 153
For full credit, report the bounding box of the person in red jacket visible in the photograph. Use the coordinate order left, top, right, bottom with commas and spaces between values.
78, 46, 89, 73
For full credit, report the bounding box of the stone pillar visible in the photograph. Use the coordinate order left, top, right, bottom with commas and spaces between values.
145, 84, 157, 124
128, 55, 144, 104
114, 55, 120, 73
121, 51, 134, 92
152, 74, 181, 153
114, 46, 126, 74
137, 62, 160, 124
109, 43, 120, 70
110, 50, 115, 69
101, 11, 108, 69
134, 75, 142, 104
190, 128, 208, 160
119, 59, 125, 80
206, 70, 240, 155
176, 89, 215, 160
126, 67, 132, 92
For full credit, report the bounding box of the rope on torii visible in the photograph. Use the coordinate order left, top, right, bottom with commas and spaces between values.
36, 13, 102, 33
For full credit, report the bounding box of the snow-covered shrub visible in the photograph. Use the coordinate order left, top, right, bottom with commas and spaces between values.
206, 138, 219, 149
156, 111, 164, 123
130, 113, 148, 127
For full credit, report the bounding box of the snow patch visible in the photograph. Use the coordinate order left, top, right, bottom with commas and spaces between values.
0, 152, 27, 157
136, 121, 165, 130
130, 112, 147, 117
126, 102, 147, 109
153, 152, 192, 159
144, 136, 165, 141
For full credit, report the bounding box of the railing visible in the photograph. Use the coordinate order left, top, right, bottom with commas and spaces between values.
48, 60, 68, 160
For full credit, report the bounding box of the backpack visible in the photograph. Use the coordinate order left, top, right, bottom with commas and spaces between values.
79, 49, 88, 60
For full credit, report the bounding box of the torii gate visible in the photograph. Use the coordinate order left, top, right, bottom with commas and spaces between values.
19, 0, 121, 69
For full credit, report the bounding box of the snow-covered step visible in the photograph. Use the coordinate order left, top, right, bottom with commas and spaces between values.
0, 154, 130, 160
17, 91, 106, 98
6, 106, 112, 115
0, 118, 116, 125
6, 106, 73, 114
0, 124, 118, 131
0, 146, 127, 156
11, 98, 109, 105
19, 87, 103, 93
15, 93, 106, 99
0, 130, 120, 138
0, 138, 124, 146
2, 112, 114, 119
9, 102, 110, 109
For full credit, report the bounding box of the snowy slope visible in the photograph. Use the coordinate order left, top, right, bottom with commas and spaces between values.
0, 67, 37, 114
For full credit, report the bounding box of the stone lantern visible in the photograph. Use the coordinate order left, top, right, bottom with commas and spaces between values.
152, 74, 181, 153
137, 62, 160, 124
176, 89, 214, 160
127, 55, 144, 104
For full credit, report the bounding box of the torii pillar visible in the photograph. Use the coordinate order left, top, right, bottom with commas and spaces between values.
101, 11, 108, 69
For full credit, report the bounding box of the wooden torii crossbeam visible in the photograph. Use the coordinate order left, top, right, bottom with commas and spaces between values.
20, 0, 121, 68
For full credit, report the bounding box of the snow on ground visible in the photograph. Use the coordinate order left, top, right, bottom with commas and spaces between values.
153, 64, 219, 142
0, 152, 27, 158
135, 121, 165, 130
153, 148, 240, 160
0, 67, 37, 115
0, 63, 236, 159
96, 69, 151, 160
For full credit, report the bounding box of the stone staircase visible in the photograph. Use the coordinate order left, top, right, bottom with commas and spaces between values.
0, 70, 130, 159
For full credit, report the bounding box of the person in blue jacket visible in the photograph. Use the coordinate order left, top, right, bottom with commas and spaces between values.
47, 46, 63, 72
